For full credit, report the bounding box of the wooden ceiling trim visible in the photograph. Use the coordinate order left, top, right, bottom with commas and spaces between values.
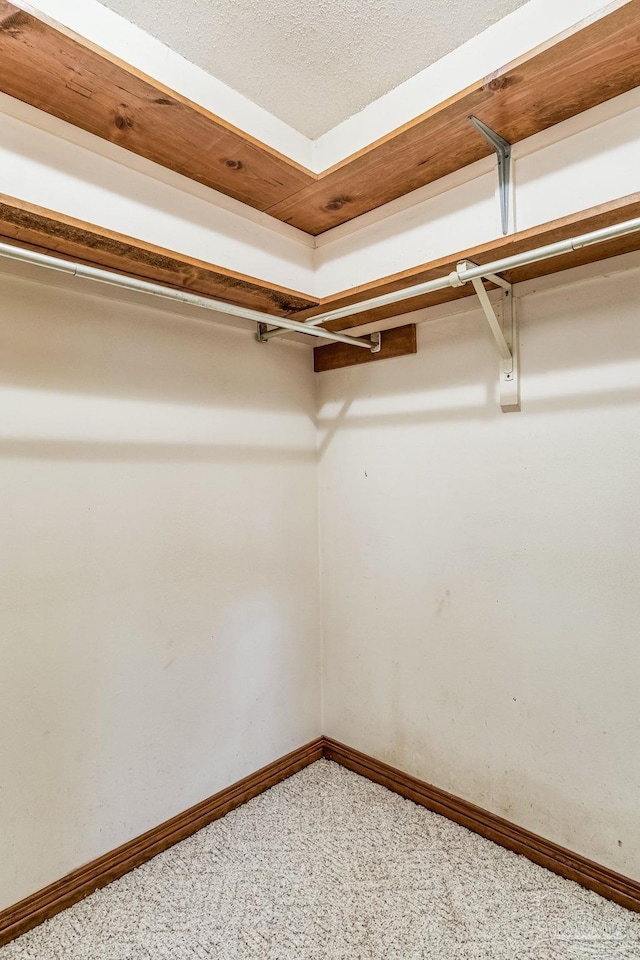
316, 0, 637, 181
268, 0, 640, 233
0, 195, 318, 316
1, 2, 639, 236
0, 2, 315, 212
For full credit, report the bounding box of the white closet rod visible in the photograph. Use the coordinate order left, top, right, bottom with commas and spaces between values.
261, 215, 640, 340
0, 242, 374, 351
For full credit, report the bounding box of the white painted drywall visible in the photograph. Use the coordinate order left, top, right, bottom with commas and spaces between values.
314, 168, 497, 297
317, 258, 640, 878
0, 270, 321, 910
515, 90, 640, 232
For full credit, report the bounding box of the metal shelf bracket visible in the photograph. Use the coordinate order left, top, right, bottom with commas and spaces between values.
257, 320, 382, 353
469, 116, 513, 235
457, 260, 520, 412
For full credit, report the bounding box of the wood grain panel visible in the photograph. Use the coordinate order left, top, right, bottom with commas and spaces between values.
0, 3, 314, 212
314, 324, 417, 372
0, 738, 324, 948
324, 737, 640, 913
1, 2, 639, 235
0, 195, 318, 316
269, 0, 640, 233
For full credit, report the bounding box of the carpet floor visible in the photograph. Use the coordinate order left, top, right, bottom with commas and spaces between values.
2, 760, 639, 959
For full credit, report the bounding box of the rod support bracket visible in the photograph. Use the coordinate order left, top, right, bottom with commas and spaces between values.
256, 322, 270, 343
469, 115, 513, 235
455, 260, 475, 286
459, 260, 520, 412
370, 332, 382, 354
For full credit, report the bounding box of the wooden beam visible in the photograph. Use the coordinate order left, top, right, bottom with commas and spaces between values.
0, 195, 318, 317
314, 324, 417, 372
1, 2, 639, 235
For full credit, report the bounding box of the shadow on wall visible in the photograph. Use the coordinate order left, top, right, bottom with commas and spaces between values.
0, 439, 316, 463
0, 267, 312, 410
318, 377, 640, 451
0, 268, 318, 463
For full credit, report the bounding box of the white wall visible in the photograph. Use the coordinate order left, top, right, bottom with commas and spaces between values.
317, 258, 640, 878
2, 199, 640, 917
0, 271, 321, 910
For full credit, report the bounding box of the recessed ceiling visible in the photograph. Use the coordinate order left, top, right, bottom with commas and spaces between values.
98, 0, 530, 139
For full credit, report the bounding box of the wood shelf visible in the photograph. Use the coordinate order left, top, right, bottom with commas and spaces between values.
0, 195, 318, 317
1, 1, 639, 236
308, 194, 640, 332
2, 194, 640, 338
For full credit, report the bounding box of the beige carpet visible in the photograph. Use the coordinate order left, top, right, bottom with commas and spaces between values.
2, 759, 639, 959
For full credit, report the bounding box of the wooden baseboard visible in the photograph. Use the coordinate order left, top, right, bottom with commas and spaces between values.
0, 737, 323, 947
322, 736, 640, 913
3, 733, 638, 948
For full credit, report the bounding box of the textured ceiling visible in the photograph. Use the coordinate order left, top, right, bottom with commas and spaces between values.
98, 0, 531, 139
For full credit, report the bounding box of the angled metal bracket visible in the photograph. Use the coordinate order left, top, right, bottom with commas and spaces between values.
469, 116, 512, 236
457, 260, 520, 412
257, 321, 382, 353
